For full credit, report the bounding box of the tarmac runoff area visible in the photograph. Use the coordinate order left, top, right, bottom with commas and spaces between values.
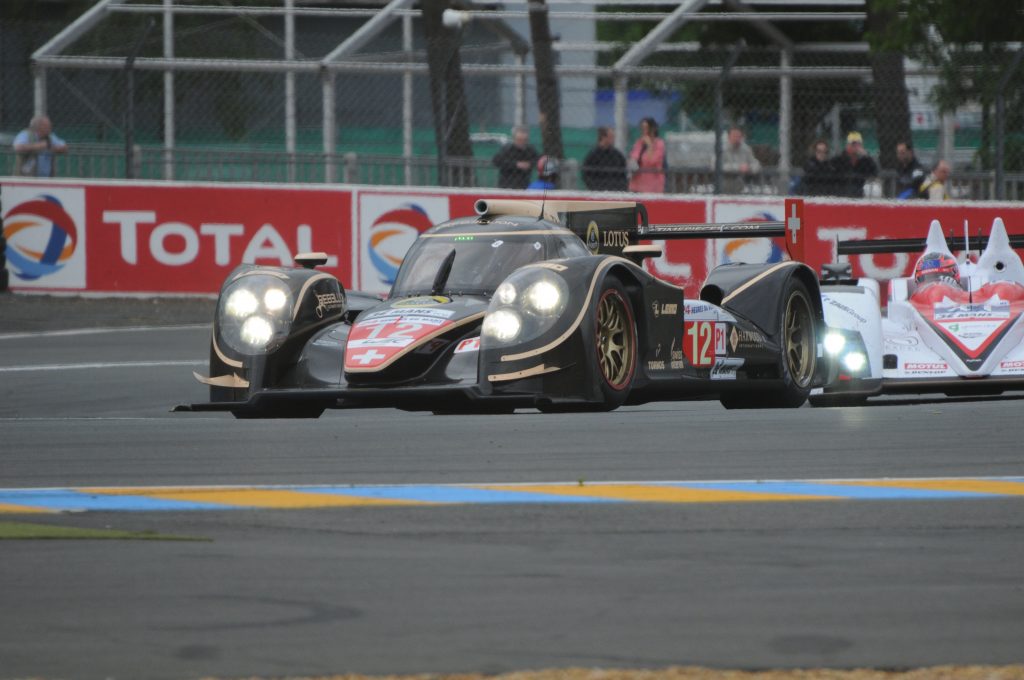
193, 666, 1024, 679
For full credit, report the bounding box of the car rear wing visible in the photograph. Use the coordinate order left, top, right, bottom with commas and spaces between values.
474, 198, 807, 260
837, 235, 1024, 255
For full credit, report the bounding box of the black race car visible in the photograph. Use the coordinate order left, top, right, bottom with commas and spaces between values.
177, 199, 829, 417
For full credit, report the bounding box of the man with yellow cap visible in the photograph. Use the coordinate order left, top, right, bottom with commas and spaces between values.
830, 131, 878, 198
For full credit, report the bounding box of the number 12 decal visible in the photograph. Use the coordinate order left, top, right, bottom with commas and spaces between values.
684, 321, 728, 367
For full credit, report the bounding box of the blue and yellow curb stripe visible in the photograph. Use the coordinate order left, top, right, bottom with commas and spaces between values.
1, 477, 1023, 514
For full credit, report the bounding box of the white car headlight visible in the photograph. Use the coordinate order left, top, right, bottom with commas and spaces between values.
240, 316, 274, 348
524, 280, 563, 315
842, 351, 867, 372
225, 289, 259, 318
264, 286, 289, 312
824, 331, 846, 355
482, 309, 522, 342
495, 282, 517, 305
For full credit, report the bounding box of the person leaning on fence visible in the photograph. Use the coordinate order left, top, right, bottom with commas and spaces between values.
830, 131, 878, 198
916, 159, 951, 201
800, 139, 837, 196
894, 140, 926, 199
719, 124, 761, 194
13, 115, 67, 177
582, 126, 628, 192
492, 126, 540, 190
628, 117, 666, 194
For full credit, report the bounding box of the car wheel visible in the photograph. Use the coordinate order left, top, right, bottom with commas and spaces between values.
720, 278, 816, 409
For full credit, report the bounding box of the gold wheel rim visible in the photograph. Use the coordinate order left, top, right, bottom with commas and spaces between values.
597, 290, 634, 389
784, 291, 815, 387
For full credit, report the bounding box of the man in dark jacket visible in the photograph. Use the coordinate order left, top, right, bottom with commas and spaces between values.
582, 127, 628, 192
894, 140, 925, 199
831, 131, 878, 198
492, 126, 539, 189
801, 139, 836, 196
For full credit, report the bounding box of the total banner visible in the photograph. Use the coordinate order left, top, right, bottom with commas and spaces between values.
4, 177, 1024, 298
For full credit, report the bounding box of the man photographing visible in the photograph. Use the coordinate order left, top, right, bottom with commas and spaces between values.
13, 115, 68, 177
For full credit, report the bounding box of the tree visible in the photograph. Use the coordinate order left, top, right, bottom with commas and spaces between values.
528, 0, 563, 160
868, 0, 1024, 170
422, 0, 474, 186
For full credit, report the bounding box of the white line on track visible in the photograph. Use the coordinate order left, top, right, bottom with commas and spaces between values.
0, 360, 203, 373
0, 324, 207, 341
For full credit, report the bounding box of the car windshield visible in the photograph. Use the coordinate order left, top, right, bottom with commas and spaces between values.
391, 231, 586, 297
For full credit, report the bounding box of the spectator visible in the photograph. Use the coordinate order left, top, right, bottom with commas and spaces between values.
582, 126, 628, 192
13, 115, 67, 177
719, 124, 761, 194
527, 156, 559, 191
916, 159, 951, 201
801, 139, 836, 196
492, 126, 539, 190
831, 131, 878, 198
628, 117, 666, 194
894, 140, 925, 199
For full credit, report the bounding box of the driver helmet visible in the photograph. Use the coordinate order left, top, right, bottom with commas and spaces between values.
914, 252, 960, 287
537, 155, 560, 179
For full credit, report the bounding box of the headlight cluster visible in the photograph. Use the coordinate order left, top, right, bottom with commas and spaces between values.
482, 269, 568, 345
218, 275, 294, 354
823, 329, 869, 376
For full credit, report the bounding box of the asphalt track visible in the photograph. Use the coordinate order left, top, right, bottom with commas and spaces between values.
1, 315, 1024, 680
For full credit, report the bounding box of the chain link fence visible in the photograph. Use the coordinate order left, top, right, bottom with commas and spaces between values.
2, 1, 1021, 199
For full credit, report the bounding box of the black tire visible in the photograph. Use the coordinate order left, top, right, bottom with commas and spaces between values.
720, 278, 817, 409
539, 275, 638, 413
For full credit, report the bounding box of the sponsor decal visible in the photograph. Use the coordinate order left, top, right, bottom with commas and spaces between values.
652, 301, 678, 319
602, 230, 630, 249
2, 187, 86, 288
710, 357, 744, 380
1000, 360, 1024, 370
904, 361, 948, 375
345, 313, 456, 370
824, 296, 868, 324
684, 321, 727, 367
885, 336, 919, 348
933, 302, 1010, 320
363, 307, 454, 323
647, 360, 666, 371
314, 291, 345, 319
454, 337, 481, 354
731, 327, 769, 351
684, 302, 712, 316
585, 221, 600, 254
392, 295, 450, 307
359, 195, 448, 292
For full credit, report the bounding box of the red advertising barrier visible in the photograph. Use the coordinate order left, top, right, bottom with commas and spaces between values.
4, 177, 1024, 299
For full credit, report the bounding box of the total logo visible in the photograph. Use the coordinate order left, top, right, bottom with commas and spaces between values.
101, 210, 338, 268
717, 212, 786, 266
359, 194, 449, 293
1, 187, 86, 288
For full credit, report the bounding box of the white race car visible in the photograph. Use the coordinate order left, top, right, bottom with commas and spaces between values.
812, 217, 1024, 405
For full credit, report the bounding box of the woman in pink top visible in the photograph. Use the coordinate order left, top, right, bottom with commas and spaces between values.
628, 117, 666, 194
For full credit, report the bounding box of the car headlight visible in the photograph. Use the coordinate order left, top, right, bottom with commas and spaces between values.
524, 279, 564, 315
218, 275, 294, 354
842, 351, 867, 372
225, 289, 259, 318
824, 331, 846, 355
240, 316, 274, 347
495, 281, 517, 305
482, 309, 522, 342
